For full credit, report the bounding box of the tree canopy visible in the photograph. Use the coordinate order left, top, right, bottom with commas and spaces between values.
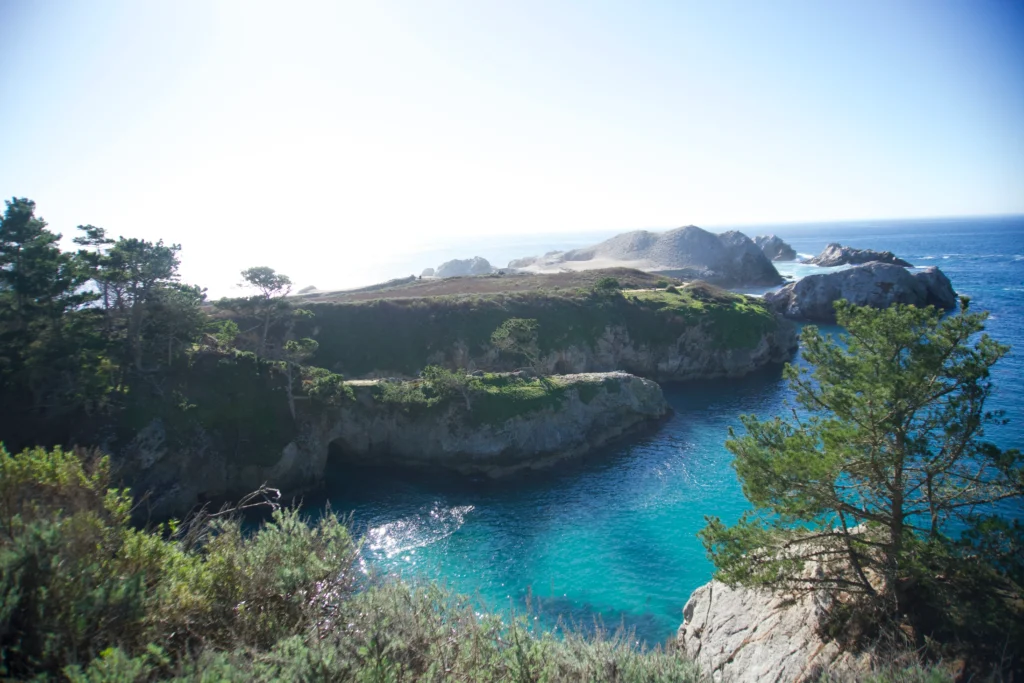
701, 299, 1024, 657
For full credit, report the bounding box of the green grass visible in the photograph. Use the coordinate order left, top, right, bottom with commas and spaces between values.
374, 370, 601, 426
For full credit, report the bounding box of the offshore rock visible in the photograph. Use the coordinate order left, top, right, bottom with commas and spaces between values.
753, 235, 797, 261
678, 580, 869, 682
805, 243, 913, 267
764, 263, 956, 323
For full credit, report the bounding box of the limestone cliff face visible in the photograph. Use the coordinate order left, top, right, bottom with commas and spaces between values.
121, 372, 668, 518
678, 580, 869, 683
431, 321, 798, 383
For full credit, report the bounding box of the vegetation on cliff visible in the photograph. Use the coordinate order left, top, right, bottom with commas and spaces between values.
701, 299, 1024, 675
292, 281, 779, 378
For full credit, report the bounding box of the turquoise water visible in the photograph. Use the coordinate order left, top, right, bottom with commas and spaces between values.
309, 216, 1024, 645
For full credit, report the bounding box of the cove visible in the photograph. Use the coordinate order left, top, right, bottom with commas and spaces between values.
305, 362, 795, 645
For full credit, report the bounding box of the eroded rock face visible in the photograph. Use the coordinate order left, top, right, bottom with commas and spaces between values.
434, 256, 493, 278
764, 263, 956, 323
754, 235, 797, 261
327, 372, 668, 477
422, 319, 799, 383
122, 372, 668, 518
806, 243, 913, 267
678, 581, 868, 683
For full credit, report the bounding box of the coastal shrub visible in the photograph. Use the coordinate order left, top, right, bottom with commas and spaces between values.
594, 276, 622, 291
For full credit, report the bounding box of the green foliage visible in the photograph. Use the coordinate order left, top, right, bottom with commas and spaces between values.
491, 317, 541, 366
296, 286, 777, 378
594, 276, 622, 291
700, 300, 1023, 668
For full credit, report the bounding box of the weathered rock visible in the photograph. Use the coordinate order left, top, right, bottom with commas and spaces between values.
806, 243, 913, 267
754, 235, 798, 261
422, 318, 798, 383
678, 580, 869, 682
328, 372, 668, 477
508, 226, 783, 287
421, 267, 435, 277
434, 256, 493, 278
122, 372, 668, 518
764, 263, 956, 323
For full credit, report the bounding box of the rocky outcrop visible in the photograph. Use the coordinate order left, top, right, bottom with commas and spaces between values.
121, 371, 667, 518
754, 235, 797, 261
420, 267, 435, 277
328, 372, 667, 477
507, 226, 783, 287
433, 257, 493, 278
806, 243, 913, 267
678, 580, 868, 682
422, 319, 798, 384
764, 263, 956, 323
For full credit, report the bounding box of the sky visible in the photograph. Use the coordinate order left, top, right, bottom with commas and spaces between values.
1, 0, 1023, 295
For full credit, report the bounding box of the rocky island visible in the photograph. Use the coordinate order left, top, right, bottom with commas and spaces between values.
805, 242, 913, 267
753, 234, 797, 261
764, 262, 956, 323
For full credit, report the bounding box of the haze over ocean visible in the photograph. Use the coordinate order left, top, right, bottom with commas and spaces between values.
303, 215, 1024, 645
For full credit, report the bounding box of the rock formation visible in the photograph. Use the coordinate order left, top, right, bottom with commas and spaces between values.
433, 256, 494, 278
678, 580, 869, 682
507, 226, 783, 287
330, 372, 667, 477
121, 371, 667, 518
805, 243, 913, 267
764, 263, 956, 323
753, 235, 797, 261
420, 267, 435, 277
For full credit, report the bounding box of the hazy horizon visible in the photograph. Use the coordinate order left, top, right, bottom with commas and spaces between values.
2, 1, 1022, 296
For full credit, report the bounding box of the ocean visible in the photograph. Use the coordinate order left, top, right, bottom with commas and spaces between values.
305, 215, 1024, 645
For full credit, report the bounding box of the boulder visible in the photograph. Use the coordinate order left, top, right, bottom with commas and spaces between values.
764, 263, 956, 323
678, 580, 869, 682
753, 235, 797, 261
420, 267, 435, 277
434, 256, 493, 278
806, 243, 913, 267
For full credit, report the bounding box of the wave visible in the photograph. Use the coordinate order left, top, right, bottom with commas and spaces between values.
364, 503, 475, 559
797, 253, 814, 259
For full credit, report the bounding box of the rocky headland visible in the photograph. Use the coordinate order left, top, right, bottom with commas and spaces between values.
753, 235, 797, 261
298, 283, 797, 382
764, 262, 957, 323
507, 226, 783, 288
120, 368, 667, 518
805, 243, 913, 267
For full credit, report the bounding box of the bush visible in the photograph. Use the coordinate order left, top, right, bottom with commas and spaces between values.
594, 277, 622, 292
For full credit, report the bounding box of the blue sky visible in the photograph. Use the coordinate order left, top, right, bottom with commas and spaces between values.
1, 0, 1022, 293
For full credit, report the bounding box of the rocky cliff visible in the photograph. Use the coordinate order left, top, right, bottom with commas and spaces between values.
678, 580, 868, 682
301, 287, 798, 381
764, 263, 956, 323
119, 367, 667, 518
805, 243, 913, 267
753, 235, 797, 261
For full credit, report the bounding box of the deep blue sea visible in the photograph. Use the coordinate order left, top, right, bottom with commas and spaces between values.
307, 216, 1024, 646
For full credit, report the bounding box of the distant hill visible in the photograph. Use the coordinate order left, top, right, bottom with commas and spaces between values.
507, 225, 782, 287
